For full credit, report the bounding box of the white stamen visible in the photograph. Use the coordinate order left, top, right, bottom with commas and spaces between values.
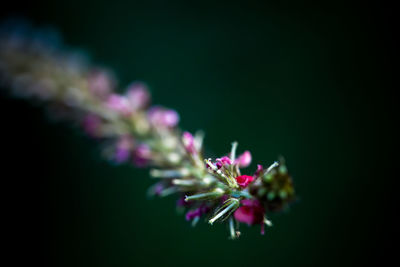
194, 130, 204, 151
150, 168, 189, 178
209, 199, 239, 225
264, 217, 273, 227
230, 141, 238, 163
229, 217, 236, 239
265, 161, 279, 175
172, 179, 196, 186
185, 188, 224, 202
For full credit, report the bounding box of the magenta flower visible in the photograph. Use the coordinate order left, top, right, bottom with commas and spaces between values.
235, 175, 254, 188
234, 199, 265, 225
106, 93, 132, 116
147, 106, 179, 128
126, 82, 150, 110
216, 156, 232, 169
234, 150, 252, 168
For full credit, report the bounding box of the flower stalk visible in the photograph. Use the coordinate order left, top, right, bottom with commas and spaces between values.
0, 21, 296, 239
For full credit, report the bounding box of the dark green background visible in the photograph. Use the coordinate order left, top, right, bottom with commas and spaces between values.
1, 1, 395, 266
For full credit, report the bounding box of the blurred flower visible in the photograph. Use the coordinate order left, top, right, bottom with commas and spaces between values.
87, 70, 114, 99
82, 114, 102, 138
234, 199, 265, 225
133, 144, 151, 167
235, 150, 252, 168
126, 82, 150, 110
147, 106, 179, 128
182, 131, 196, 155
114, 135, 134, 163
185, 205, 210, 221
106, 93, 132, 116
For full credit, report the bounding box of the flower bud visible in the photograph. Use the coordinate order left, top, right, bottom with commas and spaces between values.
147, 106, 179, 128
126, 82, 150, 110
235, 150, 252, 168
105, 93, 132, 116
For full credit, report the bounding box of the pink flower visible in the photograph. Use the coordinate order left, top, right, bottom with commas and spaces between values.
235, 150, 252, 168
235, 175, 254, 188
234, 199, 265, 225
106, 94, 132, 116
126, 82, 150, 110
147, 106, 179, 128
133, 144, 151, 167
182, 131, 196, 155
216, 156, 232, 169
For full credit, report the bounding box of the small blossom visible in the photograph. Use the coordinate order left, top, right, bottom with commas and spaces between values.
235, 150, 252, 168
235, 175, 254, 188
133, 143, 151, 167
106, 93, 132, 116
216, 156, 232, 169
182, 131, 196, 155
234, 199, 265, 225
126, 82, 150, 110
147, 106, 179, 128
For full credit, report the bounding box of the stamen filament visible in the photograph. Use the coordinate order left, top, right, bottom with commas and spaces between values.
185, 188, 224, 202
209, 199, 239, 225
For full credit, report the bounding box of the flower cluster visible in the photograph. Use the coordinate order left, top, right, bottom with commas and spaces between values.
0, 21, 296, 239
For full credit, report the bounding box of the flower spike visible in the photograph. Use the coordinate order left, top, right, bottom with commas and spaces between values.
0, 21, 296, 239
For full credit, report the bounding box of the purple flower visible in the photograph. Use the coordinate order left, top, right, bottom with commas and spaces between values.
153, 183, 164, 196
114, 135, 134, 163
126, 82, 150, 110
105, 93, 132, 116
147, 106, 179, 128
133, 144, 152, 167
234, 150, 252, 168
82, 114, 102, 138
176, 196, 190, 207
185, 205, 210, 221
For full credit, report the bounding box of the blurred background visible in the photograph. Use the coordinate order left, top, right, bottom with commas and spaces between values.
0, 1, 396, 266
